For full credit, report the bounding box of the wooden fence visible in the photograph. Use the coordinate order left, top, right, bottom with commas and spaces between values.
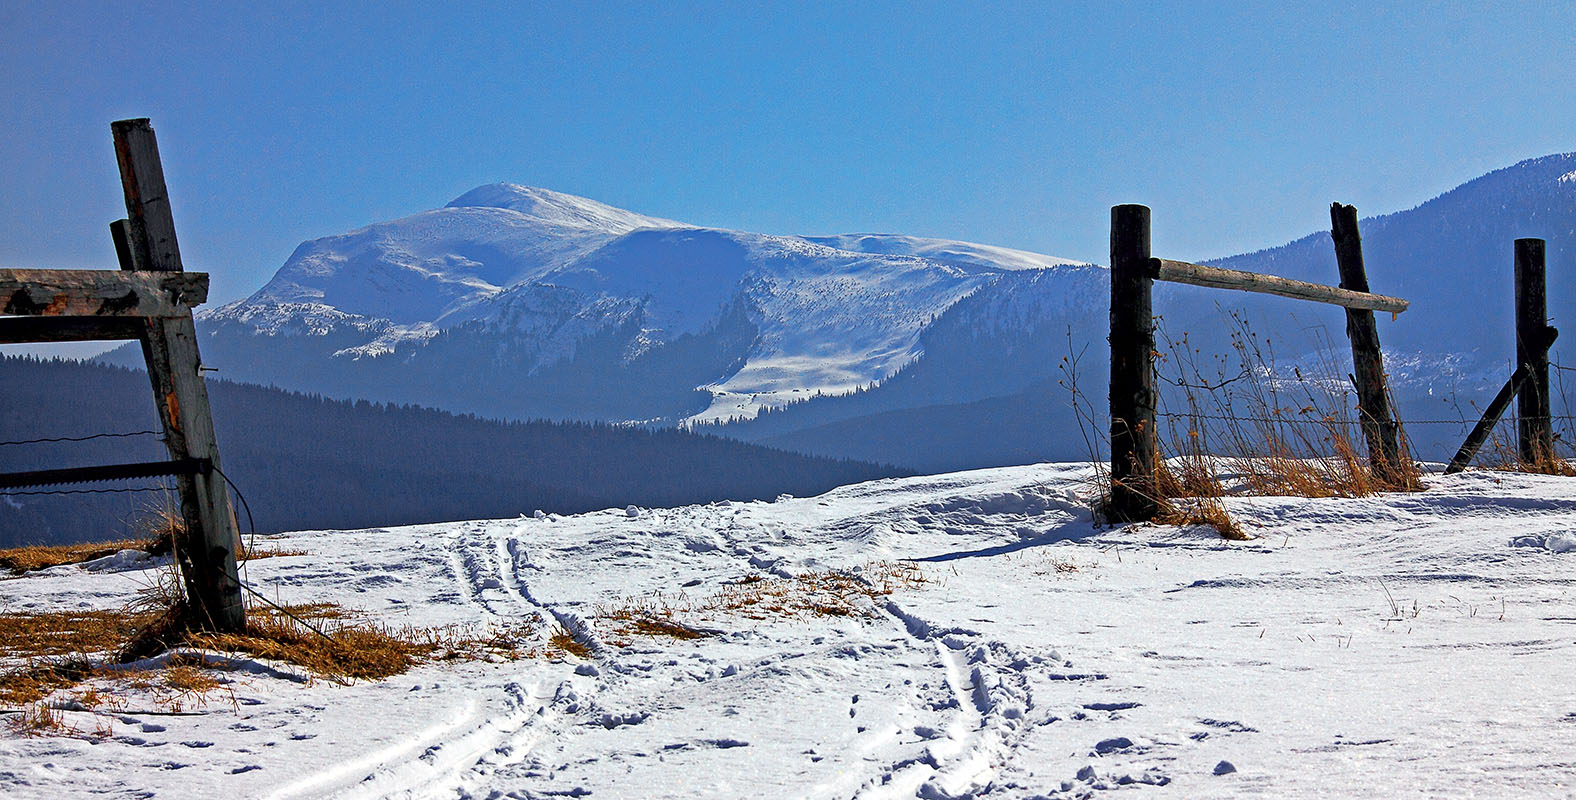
1108, 203, 1561, 521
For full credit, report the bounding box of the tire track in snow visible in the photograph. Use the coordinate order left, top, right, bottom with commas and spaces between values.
851, 600, 1038, 799
358, 524, 603, 799
263, 681, 552, 800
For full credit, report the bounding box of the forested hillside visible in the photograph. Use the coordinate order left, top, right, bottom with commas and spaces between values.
0, 356, 906, 546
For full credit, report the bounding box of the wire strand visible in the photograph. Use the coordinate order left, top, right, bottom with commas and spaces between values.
0, 430, 162, 447
1156, 412, 1576, 426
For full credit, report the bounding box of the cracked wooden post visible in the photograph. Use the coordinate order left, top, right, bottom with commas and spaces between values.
112, 117, 245, 633
1516, 238, 1555, 466
1330, 203, 1405, 487
1109, 204, 1158, 521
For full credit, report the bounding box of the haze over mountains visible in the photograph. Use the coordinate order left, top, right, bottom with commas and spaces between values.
139, 153, 1576, 470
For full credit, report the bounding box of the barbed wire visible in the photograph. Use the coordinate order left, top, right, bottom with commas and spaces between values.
0, 430, 162, 448
0, 485, 171, 498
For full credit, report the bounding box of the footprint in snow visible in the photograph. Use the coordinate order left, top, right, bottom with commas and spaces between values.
1093, 736, 1142, 755
1083, 701, 1141, 711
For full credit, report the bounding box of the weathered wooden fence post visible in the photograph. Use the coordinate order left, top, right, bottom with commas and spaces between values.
1516, 237, 1555, 465
1109, 204, 1158, 521
112, 118, 245, 632
1330, 203, 1404, 486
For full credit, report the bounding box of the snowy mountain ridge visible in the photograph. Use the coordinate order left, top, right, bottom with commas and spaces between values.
182, 152, 1576, 466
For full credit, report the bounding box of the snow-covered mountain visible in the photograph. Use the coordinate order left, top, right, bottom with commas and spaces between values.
186, 154, 1576, 467
195, 184, 1093, 426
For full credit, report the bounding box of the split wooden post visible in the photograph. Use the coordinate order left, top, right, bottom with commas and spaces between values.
112, 118, 245, 633
1330, 203, 1404, 486
1109, 204, 1158, 521
1516, 238, 1555, 465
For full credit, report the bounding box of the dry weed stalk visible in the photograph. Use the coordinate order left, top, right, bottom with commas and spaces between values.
1479, 426, 1576, 476
1151, 315, 1419, 504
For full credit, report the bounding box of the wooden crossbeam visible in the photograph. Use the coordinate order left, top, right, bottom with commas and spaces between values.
1149, 258, 1409, 314
0, 316, 143, 344
0, 269, 207, 317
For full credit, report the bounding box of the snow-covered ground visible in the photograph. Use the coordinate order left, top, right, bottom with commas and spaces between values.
3, 463, 1575, 798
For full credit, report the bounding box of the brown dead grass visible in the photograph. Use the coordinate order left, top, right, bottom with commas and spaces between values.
1036, 556, 1088, 575
1481, 433, 1576, 477
0, 609, 153, 660
0, 539, 160, 574
240, 546, 310, 561
125, 601, 533, 682
594, 562, 927, 646
0, 518, 307, 576
0, 597, 534, 736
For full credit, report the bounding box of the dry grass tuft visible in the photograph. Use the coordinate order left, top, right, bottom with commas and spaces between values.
6, 702, 69, 736
1480, 433, 1576, 477
1156, 496, 1249, 540
0, 659, 95, 708
1154, 320, 1420, 500
0, 517, 308, 576
187, 617, 429, 682
1036, 556, 1089, 575
547, 626, 594, 659
127, 601, 533, 682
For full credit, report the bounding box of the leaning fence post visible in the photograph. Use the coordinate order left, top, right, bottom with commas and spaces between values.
1109, 204, 1158, 521
1329, 203, 1404, 486
1516, 238, 1555, 465
112, 118, 245, 633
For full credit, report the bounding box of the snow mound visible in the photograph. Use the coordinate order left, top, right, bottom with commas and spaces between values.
1509, 532, 1576, 553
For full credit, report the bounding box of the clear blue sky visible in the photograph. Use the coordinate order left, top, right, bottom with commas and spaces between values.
3, 1, 1574, 306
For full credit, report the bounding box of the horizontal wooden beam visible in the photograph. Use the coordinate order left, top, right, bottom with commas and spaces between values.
0, 458, 210, 491
0, 269, 207, 317
0, 316, 143, 344
1149, 258, 1408, 314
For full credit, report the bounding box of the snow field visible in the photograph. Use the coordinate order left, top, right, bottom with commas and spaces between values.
2, 464, 1575, 798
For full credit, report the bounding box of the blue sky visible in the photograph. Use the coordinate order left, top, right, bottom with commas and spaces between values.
3, 2, 1574, 306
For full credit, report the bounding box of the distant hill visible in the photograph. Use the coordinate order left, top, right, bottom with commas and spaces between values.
0, 356, 907, 547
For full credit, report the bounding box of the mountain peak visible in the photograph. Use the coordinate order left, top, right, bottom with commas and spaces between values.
445, 183, 680, 232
